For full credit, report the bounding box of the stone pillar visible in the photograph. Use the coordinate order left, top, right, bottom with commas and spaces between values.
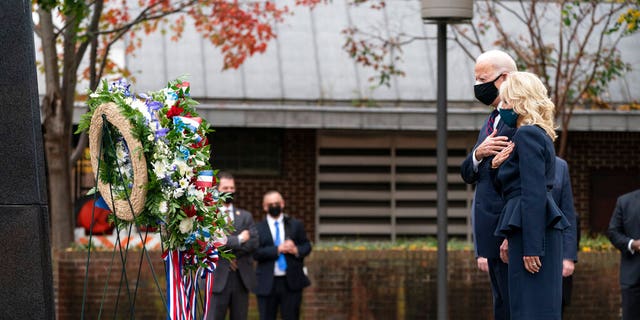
0, 1, 54, 318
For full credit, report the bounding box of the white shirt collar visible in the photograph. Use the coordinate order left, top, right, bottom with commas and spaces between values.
266, 213, 284, 225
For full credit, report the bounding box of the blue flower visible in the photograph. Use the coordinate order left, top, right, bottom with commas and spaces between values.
155, 128, 170, 139
147, 100, 163, 111
185, 233, 197, 244
109, 78, 132, 97
178, 146, 190, 160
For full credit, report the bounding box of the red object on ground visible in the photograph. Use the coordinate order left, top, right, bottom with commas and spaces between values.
76, 199, 114, 235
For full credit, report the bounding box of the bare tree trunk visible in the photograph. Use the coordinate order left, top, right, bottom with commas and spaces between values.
43, 99, 74, 249
38, 7, 79, 249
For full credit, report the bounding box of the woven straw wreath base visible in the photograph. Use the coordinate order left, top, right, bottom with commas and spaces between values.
88, 102, 148, 221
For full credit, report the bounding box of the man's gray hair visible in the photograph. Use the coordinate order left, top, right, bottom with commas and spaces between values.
476, 50, 518, 74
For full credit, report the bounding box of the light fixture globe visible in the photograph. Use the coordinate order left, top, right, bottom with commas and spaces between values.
421, 0, 474, 21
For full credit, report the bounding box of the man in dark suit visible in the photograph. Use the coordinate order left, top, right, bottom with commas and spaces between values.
460, 49, 517, 320
254, 191, 312, 320
552, 157, 579, 318
608, 188, 640, 320
208, 172, 258, 320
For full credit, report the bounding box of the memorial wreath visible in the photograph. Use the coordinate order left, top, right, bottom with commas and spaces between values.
77, 78, 229, 319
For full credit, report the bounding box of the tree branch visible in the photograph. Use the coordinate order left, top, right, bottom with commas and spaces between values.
75, 0, 104, 78
450, 26, 480, 61
37, 8, 60, 94
80, 0, 198, 39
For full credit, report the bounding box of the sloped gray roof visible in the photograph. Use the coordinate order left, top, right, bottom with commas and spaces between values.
123, 0, 639, 104
63, 0, 640, 131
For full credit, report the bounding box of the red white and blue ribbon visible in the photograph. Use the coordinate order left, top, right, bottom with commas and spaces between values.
201, 247, 218, 319
164, 250, 183, 320
202, 269, 214, 320
173, 116, 202, 132
184, 272, 197, 320
164, 247, 219, 320
195, 170, 214, 189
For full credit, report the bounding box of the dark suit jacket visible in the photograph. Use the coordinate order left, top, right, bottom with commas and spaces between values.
552, 157, 578, 262
461, 112, 516, 258
212, 207, 259, 293
608, 189, 640, 290
253, 215, 312, 296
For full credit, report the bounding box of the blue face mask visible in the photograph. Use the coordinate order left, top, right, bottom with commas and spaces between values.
498, 106, 519, 128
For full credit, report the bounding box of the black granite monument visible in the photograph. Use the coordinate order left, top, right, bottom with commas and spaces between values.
0, 0, 54, 318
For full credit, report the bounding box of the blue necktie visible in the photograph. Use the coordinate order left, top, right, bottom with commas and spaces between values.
274, 221, 287, 271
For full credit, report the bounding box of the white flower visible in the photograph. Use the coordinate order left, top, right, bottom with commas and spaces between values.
174, 160, 191, 176
179, 217, 195, 234
115, 144, 128, 166
187, 185, 205, 201
158, 201, 168, 214
173, 187, 185, 198
155, 140, 169, 156
147, 134, 154, 141
130, 99, 154, 124
183, 168, 195, 180
179, 178, 190, 189
153, 160, 169, 179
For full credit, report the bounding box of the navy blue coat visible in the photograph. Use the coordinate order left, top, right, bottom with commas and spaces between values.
461, 113, 516, 258
552, 157, 578, 262
253, 215, 311, 296
608, 189, 640, 290
492, 125, 570, 319
493, 125, 568, 253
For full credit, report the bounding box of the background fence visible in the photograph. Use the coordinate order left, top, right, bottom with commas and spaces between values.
54, 249, 621, 319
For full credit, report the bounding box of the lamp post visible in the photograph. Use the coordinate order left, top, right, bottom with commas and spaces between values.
420, 1, 473, 319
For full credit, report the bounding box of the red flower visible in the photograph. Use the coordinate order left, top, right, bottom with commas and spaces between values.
197, 239, 207, 251
166, 104, 184, 119
183, 205, 197, 217
204, 192, 214, 206
176, 81, 190, 89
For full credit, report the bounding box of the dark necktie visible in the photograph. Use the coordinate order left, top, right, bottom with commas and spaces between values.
274, 221, 287, 271
486, 109, 499, 135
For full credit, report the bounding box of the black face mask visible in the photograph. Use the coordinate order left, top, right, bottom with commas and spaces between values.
474, 74, 503, 106
221, 192, 234, 204
267, 204, 282, 217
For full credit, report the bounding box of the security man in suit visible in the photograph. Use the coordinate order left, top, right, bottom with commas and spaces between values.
608, 188, 640, 320
208, 171, 258, 320
254, 191, 312, 320
460, 49, 517, 320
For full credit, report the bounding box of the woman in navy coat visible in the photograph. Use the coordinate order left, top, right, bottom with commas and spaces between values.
490, 72, 570, 320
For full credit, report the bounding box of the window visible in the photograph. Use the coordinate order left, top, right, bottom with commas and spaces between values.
210, 128, 283, 176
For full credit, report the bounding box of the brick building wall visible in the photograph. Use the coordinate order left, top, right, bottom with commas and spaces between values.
225, 129, 640, 239
55, 249, 622, 319
74, 129, 640, 239
564, 131, 640, 236
232, 129, 317, 238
